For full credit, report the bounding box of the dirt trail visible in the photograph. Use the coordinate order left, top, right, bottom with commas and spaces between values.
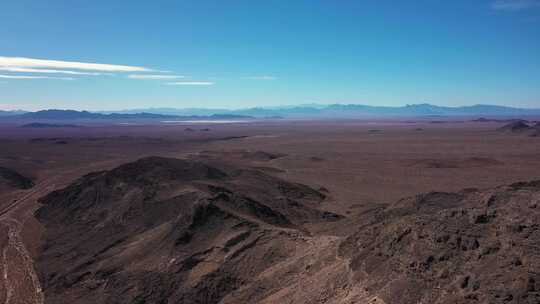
1, 242, 11, 304
0, 180, 56, 304
2, 219, 43, 304
0, 159, 121, 304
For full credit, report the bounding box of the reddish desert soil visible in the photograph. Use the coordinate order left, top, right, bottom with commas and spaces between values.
1, 120, 540, 303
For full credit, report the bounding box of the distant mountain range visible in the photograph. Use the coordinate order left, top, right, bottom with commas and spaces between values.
20, 110, 179, 120
0, 110, 28, 116
20, 122, 82, 128
97, 103, 540, 118
1, 104, 540, 120
0, 109, 254, 120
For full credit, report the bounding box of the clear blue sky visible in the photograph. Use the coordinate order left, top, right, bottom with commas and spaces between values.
1, 0, 539, 110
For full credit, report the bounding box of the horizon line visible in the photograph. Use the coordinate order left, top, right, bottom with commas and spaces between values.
2, 102, 540, 112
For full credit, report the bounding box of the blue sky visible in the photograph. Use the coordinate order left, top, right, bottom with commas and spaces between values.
1, 0, 539, 110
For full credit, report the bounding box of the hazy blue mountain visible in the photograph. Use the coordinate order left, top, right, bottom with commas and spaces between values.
4, 104, 540, 120
92, 104, 540, 118
0, 110, 28, 116
97, 107, 232, 116
20, 110, 103, 119
321, 103, 540, 116
14, 109, 253, 120
20, 122, 81, 128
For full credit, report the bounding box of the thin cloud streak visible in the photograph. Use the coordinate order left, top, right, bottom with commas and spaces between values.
167, 81, 214, 86
128, 74, 185, 79
0, 56, 151, 72
0, 74, 74, 80
0, 67, 103, 75
491, 0, 540, 11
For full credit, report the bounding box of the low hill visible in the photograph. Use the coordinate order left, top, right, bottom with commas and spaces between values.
35, 156, 340, 304
499, 120, 533, 133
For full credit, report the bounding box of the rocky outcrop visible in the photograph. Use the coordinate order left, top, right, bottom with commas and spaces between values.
339, 182, 540, 304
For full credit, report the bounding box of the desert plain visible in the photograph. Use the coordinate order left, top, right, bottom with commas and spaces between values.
1, 118, 540, 303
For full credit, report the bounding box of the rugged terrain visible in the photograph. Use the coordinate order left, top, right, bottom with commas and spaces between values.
340, 182, 540, 304
1, 120, 540, 303
34, 156, 540, 304
34, 156, 341, 303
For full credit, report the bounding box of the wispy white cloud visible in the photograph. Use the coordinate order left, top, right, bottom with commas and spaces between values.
0, 67, 103, 75
128, 74, 185, 79
167, 81, 214, 86
491, 0, 540, 11
0, 56, 151, 72
246, 75, 277, 80
0, 74, 74, 80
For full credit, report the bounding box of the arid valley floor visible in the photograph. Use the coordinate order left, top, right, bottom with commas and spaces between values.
1, 119, 540, 304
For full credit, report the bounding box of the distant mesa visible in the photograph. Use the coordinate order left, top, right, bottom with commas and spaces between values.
20, 122, 81, 128
0, 166, 34, 190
